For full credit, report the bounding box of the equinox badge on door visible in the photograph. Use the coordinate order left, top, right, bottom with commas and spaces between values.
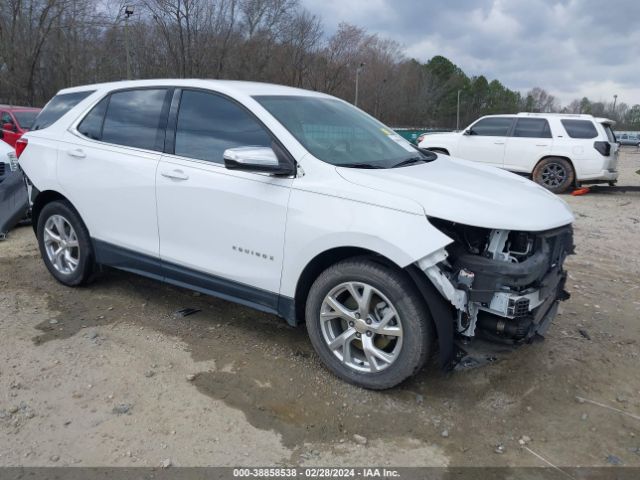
232, 245, 274, 261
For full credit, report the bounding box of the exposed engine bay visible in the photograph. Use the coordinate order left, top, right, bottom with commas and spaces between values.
420, 218, 574, 345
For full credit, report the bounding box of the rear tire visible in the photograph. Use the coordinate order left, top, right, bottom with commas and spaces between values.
305, 258, 434, 390
532, 157, 575, 194
37, 201, 95, 286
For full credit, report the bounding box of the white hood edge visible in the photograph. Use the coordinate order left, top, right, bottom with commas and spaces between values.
336, 156, 574, 232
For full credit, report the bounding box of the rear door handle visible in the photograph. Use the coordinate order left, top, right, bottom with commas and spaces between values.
160, 169, 189, 181
67, 148, 86, 158
535, 144, 549, 147
494, 142, 505, 145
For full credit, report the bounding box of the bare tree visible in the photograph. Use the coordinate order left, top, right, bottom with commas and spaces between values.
5, 0, 636, 129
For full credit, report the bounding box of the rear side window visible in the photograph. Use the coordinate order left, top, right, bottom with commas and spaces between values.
101, 89, 170, 151
512, 118, 551, 138
174, 90, 271, 164
561, 119, 598, 139
32, 91, 94, 130
470, 117, 513, 136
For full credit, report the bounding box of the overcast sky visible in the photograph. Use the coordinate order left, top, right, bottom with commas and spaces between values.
301, 0, 640, 107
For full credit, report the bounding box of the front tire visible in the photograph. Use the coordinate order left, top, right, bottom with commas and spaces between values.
305, 258, 434, 390
37, 201, 94, 286
532, 157, 575, 193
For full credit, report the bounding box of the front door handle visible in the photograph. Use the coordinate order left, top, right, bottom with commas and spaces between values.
494, 142, 505, 145
160, 169, 189, 181
67, 148, 86, 158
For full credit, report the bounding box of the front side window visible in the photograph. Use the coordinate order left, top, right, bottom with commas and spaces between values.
32, 90, 94, 130
561, 119, 598, 139
101, 89, 170, 151
174, 90, 271, 164
470, 117, 513, 136
512, 118, 552, 138
1, 112, 14, 126
254, 95, 433, 168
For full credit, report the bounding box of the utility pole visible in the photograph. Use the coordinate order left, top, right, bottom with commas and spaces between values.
354, 62, 365, 107
124, 6, 134, 80
456, 89, 462, 131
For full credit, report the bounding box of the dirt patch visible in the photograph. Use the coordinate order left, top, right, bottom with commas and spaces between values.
0, 150, 639, 466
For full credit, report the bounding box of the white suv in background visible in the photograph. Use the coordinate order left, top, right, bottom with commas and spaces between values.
418, 113, 619, 193
18, 80, 575, 389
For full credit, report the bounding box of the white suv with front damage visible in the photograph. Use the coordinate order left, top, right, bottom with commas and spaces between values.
18, 80, 574, 389
418, 113, 619, 193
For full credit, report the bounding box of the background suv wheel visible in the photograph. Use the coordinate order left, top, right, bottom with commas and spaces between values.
305, 258, 434, 389
532, 157, 575, 194
37, 200, 95, 286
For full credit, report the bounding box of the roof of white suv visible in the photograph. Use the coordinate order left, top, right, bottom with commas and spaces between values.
477, 112, 615, 124
57, 79, 329, 98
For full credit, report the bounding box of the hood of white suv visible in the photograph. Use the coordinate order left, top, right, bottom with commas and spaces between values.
417, 131, 460, 147
337, 156, 574, 231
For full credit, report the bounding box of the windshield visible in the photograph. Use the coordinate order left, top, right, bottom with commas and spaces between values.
254, 95, 435, 168
13, 111, 39, 130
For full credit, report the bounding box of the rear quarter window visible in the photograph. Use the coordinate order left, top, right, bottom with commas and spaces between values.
32, 91, 95, 130
560, 119, 598, 139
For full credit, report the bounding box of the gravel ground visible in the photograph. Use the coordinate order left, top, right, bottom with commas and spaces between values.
0, 149, 639, 468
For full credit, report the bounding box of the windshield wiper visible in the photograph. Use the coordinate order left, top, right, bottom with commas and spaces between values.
391, 157, 428, 168
342, 163, 385, 169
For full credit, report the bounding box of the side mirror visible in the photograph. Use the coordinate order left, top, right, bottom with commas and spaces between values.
463, 129, 473, 136
2, 123, 14, 132
223, 146, 294, 176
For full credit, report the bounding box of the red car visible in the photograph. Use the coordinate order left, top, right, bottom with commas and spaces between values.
0, 106, 41, 147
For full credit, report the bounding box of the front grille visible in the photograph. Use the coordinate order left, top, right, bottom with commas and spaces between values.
508, 297, 530, 317
0, 162, 5, 176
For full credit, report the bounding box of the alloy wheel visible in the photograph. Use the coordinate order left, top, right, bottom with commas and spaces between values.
43, 214, 80, 275
541, 163, 567, 188
320, 281, 403, 373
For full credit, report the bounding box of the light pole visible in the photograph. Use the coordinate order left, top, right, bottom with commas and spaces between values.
354, 62, 365, 107
456, 89, 462, 131
612, 94, 618, 113
124, 6, 134, 80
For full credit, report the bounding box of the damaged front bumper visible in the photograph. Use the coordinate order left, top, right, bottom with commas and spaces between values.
418, 221, 574, 369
